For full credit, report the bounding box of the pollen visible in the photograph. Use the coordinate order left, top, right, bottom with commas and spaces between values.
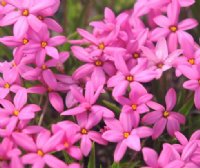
98, 43, 105, 50
37, 150, 44, 157
12, 61, 17, 67
42, 64, 47, 70
23, 38, 29, 45
163, 111, 170, 118
64, 142, 69, 148
123, 132, 130, 138
38, 15, 44, 20
81, 128, 88, 135
169, 25, 178, 32
188, 58, 195, 65
41, 41, 47, 48
126, 75, 134, 82
47, 87, 52, 92
22, 9, 29, 16
131, 104, 137, 111
13, 110, 19, 116
4, 83, 10, 89
94, 60, 103, 66
157, 63, 164, 69
133, 52, 140, 59
1, 0, 6, 6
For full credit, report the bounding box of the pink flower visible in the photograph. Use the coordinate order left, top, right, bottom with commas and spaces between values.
24, 26, 66, 63
150, 0, 198, 51
61, 81, 114, 120
12, 131, 69, 168
117, 82, 152, 127
67, 113, 107, 156
179, 64, 200, 109
142, 88, 185, 139
1, 0, 55, 38
102, 113, 152, 162
107, 56, 156, 99
52, 122, 83, 160
142, 38, 182, 79
0, 89, 41, 137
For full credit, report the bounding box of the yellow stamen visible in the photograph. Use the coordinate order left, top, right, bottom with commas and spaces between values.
188, 58, 195, 65
81, 128, 88, 135
13, 110, 19, 116
133, 53, 140, 59
94, 60, 103, 66
98, 43, 105, 50
131, 104, 137, 111
169, 26, 178, 32
126, 75, 134, 82
64, 142, 69, 148
37, 150, 44, 157
157, 63, 164, 69
41, 41, 47, 48
12, 61, 17, 67
163, 111, 170, 118
38, 15, 44, 20
4, 83, 10, 89
23, 38, 29, 45
42, 64, 47, 70
22, 9, 29, 16
1, 0, 6, 6
123, 132, 130, 139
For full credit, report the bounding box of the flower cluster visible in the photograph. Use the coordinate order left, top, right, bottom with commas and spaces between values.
0, 0, 199, 167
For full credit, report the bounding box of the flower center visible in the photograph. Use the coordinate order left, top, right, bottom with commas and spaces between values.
123, 132, 130, 138
4, 83, 10, 89
131, 104, 137, 111
47, 87, 52, 92
13, 110, 19, 116
42, 64, 47, 70
41, 41, 47, 48
37, 150, 44, 157
163, 111, 170, 118
12, 61, 17, 67
126, 75, 134, 82
81, 128, 88, 135
169, 25, 178, 32
38, 15, 44, 20
23, 38, 29, 45
98, 43, 105, 50
64, 142, 69, 148
188, 58, 195, 65
133, 52, 140, 59
1, 0, 6, 6
22, 9, 29, 16
94, 60, 103, 66
157, 62, 164, 69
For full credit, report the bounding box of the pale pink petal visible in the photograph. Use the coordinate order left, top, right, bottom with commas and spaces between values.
44, 154, 67, 168
126, 134, 141, 151
88, 131, 107, 145
114, 140, 127, 162
152, 118, 167, 139
102, 130, 124, 142
27, 15, 43, 32
165, 88, 176, 111
14, 89, 27, 110
45, 46, 59, 59
49, 92, 64, 112
80, 135, 92, 156
166, 117, 180, 136
178, 18, 198, 31
142, 148, 158, 167
14, 17, 28, 38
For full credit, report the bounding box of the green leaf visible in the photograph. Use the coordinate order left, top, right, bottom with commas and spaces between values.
102, 100, 121, 114
111, 162, 120, 168
87, 143, 96, 168
178, 96, 194, 116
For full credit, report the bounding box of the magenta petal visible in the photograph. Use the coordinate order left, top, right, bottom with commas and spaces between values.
77, 28, 98, 45
150, 28, 169, 41
88, 131, 107, 145
73, 64, 94, 80
166, 117, 180, 136
142, 111, 163, 125
194, 88, 200, 109
44, 154, 67, 168
32, 158, 45, 168
44, 18, 63, 33
183, 80, 199, 90
126, 134, 141, 151
102, 130, 123, 142
114, 140, 127, 162
48, 36, 66, 46
62, 106, 86, 116
113, 80, 129, 98
135, 126, 153, 138
45, 46, 59, 59
49, 92, 64, 112
14, 89, 27, 110
154, 15, 170, 28
80, 135, 92, 156
1, 11, 20, 26
12, 133, 37, 152
42, 69, 57, 89
67, 146, 82, 160
178, 18, 198, 31
114, 55, 129, 75
14, 17, 28, 38
152, 118, 167, 139
174, 132, 188, 145
165, 88, 176, 111
142, 148, 158, 167
22, 153, 39, 164
181, 141, 198, 161
27, 15, 43, 32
